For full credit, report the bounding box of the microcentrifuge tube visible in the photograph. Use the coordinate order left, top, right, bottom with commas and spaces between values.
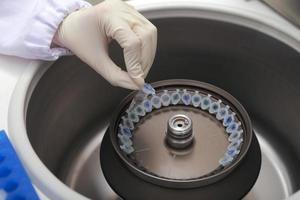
219, 154, 234, 167
226, 121, 241, 134
161, 90, 171, 106
201, 94, 212, 110
171, 89, 181, 105
229, 130, 243, 142
223, 113, 236, 127
151, 95, 162, 109
119, 124, 132, 138
135, 105, 146, 117
216, 105, 230, 120
209, 100, 221, 114
181, 89, 192, 105
143, 99, 153, 113
120, 144, 135, 154
191, 91, 201, 107
143, 83, 156, 95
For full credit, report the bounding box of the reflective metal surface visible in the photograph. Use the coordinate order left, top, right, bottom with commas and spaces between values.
262, 0, 300, 28
25, 16, 300, 199
167, 113, 194, 149
133, 107, 228, 180
109, 80, 254, 190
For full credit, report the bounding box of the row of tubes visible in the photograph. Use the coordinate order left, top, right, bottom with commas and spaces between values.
118, 89, 244, 167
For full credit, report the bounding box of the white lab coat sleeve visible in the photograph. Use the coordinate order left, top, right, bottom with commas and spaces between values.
0, 0, 91, 60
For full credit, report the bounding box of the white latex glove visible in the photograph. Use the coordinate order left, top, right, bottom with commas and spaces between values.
53, 0, 157, 90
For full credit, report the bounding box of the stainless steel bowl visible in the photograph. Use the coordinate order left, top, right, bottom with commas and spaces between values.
7, 1, 300, 199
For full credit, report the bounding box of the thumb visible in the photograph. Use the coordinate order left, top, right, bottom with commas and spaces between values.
97, 55, 141, 90
105, 18, 145, 88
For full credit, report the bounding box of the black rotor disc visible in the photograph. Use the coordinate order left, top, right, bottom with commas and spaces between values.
100, 130, 261, 200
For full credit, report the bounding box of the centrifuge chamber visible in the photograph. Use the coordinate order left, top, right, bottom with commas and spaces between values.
6, 0, 300, 199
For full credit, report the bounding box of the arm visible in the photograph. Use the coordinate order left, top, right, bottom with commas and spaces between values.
0, 0, 157, 90
0, 0, 90, 60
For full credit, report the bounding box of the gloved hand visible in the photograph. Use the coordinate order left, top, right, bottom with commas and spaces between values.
53, 0, 157, 90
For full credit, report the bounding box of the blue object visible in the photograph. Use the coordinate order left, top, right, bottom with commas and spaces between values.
122, 117, 134, 130
161, 90, 171, 106
127, 111, 139, 123
219, 154, 234, 167
191, 91, 201, 107
142, 100, 153, 113
0, 130, 39, 200
118, 134, 133, 146
209, 100, 221, 114
200, 95, 212, 110
171, 90, 181, 105
181, 89, 191, 105
142, 83, 156, 95
223, 113, 236, 127
120, 144, 135, 155
128, 83, 155, 111
134, 105, 146, 117
119, 124, 132, 138
151, 95, 162, 109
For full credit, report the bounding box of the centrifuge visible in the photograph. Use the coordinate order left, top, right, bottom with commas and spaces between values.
100, 80, 261, 200
1, 0, 300, 199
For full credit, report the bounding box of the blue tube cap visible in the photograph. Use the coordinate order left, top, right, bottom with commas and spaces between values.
142, 83, 156, 95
